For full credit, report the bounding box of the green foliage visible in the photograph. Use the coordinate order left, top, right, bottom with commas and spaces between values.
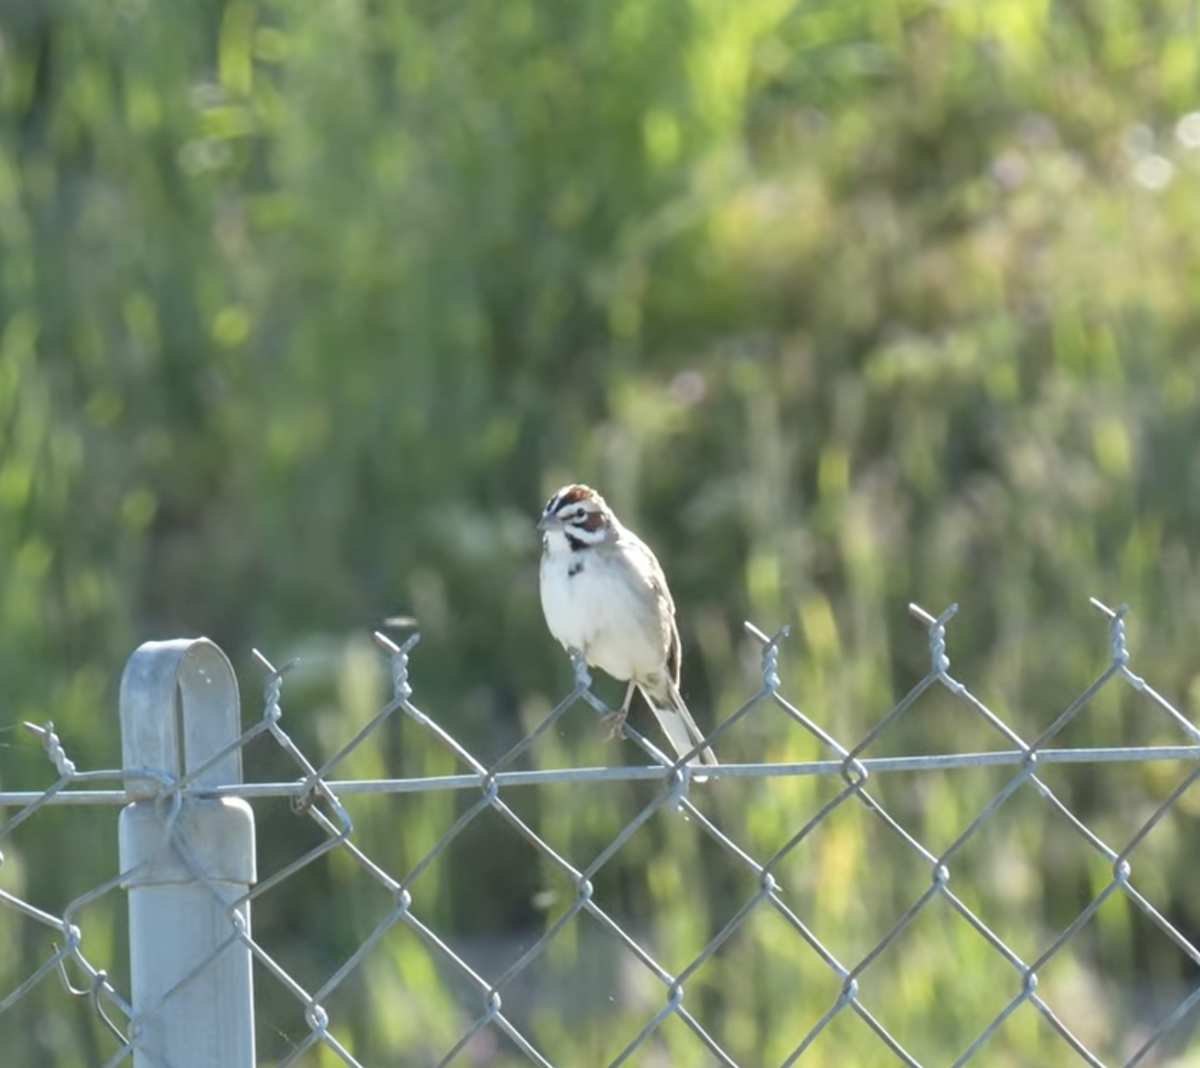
3, 0, 1200, 1063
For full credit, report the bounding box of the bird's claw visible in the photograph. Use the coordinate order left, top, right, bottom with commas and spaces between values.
601, 708, 628, 741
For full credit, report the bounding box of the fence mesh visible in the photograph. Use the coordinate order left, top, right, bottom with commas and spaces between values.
2, 598, 1200, 1067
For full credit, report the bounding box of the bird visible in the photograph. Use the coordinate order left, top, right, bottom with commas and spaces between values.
537, 483, 718, 776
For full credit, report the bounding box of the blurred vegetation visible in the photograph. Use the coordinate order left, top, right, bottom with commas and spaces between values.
3, 0, 1200, 1064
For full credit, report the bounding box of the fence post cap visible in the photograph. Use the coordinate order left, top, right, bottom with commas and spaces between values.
120, 638, 242, 799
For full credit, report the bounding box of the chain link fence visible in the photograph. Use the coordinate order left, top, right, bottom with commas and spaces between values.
2, 598, 1200, 1067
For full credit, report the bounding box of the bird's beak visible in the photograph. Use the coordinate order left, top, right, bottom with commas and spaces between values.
537, 513, 557, 532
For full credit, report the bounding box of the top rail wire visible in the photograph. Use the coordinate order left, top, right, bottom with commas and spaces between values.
4, 744, 1200, 809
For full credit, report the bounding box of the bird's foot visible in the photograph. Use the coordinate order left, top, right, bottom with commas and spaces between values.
601, 707, 628, 741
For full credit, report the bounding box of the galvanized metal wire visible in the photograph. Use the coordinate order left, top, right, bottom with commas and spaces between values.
2, 597, 1199, 1067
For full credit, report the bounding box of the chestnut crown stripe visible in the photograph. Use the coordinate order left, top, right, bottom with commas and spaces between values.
544, 484, 611, 549
547, 487, 607, 528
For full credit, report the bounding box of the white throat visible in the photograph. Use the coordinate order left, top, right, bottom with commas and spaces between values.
541, 526, 580, 556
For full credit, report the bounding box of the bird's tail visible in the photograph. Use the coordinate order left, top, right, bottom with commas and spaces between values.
639, 679, 719, 780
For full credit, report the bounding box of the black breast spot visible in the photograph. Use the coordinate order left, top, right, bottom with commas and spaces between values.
568, 559, 585, 577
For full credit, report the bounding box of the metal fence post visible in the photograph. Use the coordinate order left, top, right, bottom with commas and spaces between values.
118, 639, 256, 1068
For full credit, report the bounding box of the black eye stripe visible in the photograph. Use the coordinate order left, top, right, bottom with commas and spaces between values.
544, 486, 608, 533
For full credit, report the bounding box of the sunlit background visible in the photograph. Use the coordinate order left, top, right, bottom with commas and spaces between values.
3, 2, 1200, 1064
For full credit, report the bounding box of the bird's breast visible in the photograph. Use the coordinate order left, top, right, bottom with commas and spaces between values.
539, 550, 665, 683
